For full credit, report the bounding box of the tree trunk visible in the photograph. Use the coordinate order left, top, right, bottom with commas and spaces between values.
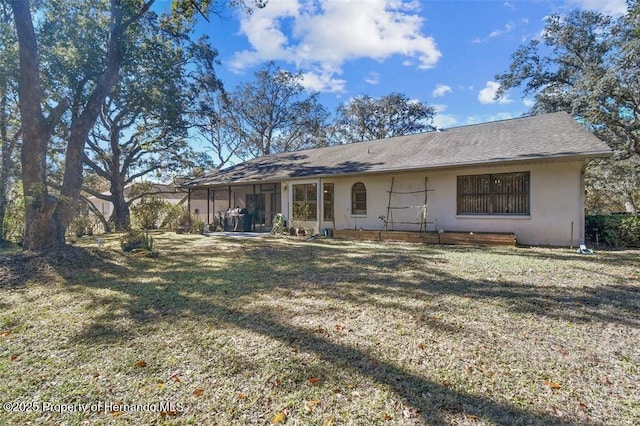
10, 0, 149, 249
80, 194, 111, 233
110, 178, 130, 231
10, 0, 65, 250
0, 184, 7, 241
108, 118, 130, 231
0, 76, 13, 242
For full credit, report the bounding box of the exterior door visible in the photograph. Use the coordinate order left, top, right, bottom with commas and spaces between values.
246, 194, 266, 228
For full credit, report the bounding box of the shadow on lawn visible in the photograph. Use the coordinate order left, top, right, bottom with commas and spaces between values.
27, 238, 640, 424
279, 242, 640, 328
497, 245, 640, 272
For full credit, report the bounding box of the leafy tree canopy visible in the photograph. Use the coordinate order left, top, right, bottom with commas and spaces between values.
332, 93, 436, 144
496, 3, 640, 158
227, 62, 330, 157
496, 1, 640, 212
6, 0, 265, 249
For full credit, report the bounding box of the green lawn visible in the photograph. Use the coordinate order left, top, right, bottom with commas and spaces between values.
1, 232, 638, 425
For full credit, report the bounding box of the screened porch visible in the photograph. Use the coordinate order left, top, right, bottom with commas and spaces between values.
186, 183, 282, 233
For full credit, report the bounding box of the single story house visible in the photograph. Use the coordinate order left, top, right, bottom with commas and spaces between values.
182, 112, 612, 246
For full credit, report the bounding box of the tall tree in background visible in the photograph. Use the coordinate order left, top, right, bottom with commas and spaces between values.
228, 62, 330, 158
191, 90, 242, 171
496, 3, 640, 212
187, 37, 238, 170
7, 0, 265, 250
331, 93, 436, 143
81, 15, 203, 231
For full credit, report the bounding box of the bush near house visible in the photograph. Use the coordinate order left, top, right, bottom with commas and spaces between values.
585, 215, 640, 247
131, 197, 168, 229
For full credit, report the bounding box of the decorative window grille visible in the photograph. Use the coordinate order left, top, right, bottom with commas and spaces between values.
457, 172, 530, 215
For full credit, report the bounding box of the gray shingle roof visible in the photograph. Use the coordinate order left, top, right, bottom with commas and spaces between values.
182, 112, 612, 188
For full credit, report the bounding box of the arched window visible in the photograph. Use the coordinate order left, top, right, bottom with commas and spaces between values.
351, 182, 367, 215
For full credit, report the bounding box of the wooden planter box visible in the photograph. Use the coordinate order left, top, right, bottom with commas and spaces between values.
334, 229, 516, 246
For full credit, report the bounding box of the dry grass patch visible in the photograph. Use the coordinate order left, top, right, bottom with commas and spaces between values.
0, 231, 638, 425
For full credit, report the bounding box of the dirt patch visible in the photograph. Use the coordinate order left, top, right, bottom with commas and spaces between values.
0, 246, 113, 287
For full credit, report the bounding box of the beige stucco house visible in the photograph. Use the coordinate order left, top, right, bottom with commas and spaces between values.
182, 112, 612, 246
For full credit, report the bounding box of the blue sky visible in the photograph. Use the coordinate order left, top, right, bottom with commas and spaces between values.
178, 0, 628, 129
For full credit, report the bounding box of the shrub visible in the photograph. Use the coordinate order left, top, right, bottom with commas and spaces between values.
68, 213, 95, 238
131, 198, 168, 229
120, 230, 146, 252
270, 213, 288, 236
586, 215, 640, 247
2, 191, 25, 244
120, 230, 158, 257
618, 215, 640, 247
170, 207, 205, 234
160, 203, 185, 230
190, 216, 205, 234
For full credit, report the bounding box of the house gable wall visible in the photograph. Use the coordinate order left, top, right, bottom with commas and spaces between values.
285, 159, 586, 246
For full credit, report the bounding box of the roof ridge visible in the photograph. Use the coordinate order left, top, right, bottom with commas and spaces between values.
222, 112, 568, 164
439, 111, 565, 131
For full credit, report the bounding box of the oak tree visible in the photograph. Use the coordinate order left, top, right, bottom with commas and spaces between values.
7, 0, 265, 249
331, 93, 436, 143
496, 4, 640, 211
227, 62, 330, 158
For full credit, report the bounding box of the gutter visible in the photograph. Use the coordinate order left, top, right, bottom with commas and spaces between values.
179, 150, 613, 190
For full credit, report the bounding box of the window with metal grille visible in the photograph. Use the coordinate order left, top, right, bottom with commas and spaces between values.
457, 172, 530, 215
351, 182, 367, 215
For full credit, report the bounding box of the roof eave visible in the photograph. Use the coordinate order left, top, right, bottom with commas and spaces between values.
179, 150, 613, 188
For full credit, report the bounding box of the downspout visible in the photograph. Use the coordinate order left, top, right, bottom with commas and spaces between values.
206, 187, 210, 226
578, 160, 589, 245
317, 177, 322, 235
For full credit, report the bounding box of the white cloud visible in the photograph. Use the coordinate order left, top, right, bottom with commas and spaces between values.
522, 98, 536, 108
567, 0, 627, 16
488, 22, 515, 38
364, 71, 380, 85
432, 84, 452, 98
229, 0, 442, 93
431, 104, 458, 129
300, 65, 347, 93
478, 81, 512, 105
473, 22, 515, 43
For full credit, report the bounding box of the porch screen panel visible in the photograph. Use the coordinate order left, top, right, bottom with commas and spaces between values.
457, 172, 529, 215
